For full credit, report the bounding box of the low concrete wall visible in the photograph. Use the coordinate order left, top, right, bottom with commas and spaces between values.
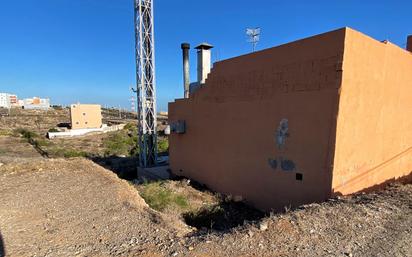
48, 124, 125, 139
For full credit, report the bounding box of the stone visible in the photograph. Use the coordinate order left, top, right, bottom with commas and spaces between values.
259, 222, 268, 231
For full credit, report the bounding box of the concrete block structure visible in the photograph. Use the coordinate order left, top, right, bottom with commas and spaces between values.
23, 97, 50, 110
169, 28, 412, 211
70, 104, 102, 130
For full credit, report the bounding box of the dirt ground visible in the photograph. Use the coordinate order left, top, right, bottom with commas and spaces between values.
0, 135, 411, 257
0, 158, 191, 257
0, 109, 70, 136
0, 109, 411, 256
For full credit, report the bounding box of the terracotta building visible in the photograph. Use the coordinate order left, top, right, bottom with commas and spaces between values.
168, 27, 412, 211
70, 104, 102, 130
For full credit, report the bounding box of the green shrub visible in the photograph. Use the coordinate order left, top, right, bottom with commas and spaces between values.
103, 132, 136, 156
124, 123, 137, 131
36, 139, 51, 147
14, 128, 39, 139
103, 126, 139, 156
63, 150, 88, 158
49, 148, 88, 158
158, 138, 169, 153
139, 182, 189, 211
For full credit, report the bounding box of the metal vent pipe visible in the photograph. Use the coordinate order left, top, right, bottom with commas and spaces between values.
407, 35, 412, 53
181, 43, 190, 98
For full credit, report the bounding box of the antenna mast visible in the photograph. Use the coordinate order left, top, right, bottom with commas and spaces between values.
134, 0, 157, 168
246, 27, 261, 52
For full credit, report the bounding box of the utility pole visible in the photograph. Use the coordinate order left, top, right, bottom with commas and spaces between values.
134, 0, 157, 168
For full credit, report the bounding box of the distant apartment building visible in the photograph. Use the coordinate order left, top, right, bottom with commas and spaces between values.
23, 97, 50, 110
0, 93, 11, 109
9, 95, 18, 105
70, 104, 102, 130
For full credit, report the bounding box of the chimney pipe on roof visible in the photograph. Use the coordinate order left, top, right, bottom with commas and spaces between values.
195, 43, 214, 84
407, 35, 412, 53
181, 43, 191, 98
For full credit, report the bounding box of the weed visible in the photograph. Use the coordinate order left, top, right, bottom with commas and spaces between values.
0, 130, 12, 137
50, 148, 88, 158
63, 150, 88, 158
124, 123, 137, 131
14, 128, 39, 139
139, 181, 189, 211
158, 137, 169, 154
101, 123, 139, 157
103, 132, 137, 156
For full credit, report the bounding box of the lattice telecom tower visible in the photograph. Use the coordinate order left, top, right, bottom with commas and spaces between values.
134, 0, 157, 168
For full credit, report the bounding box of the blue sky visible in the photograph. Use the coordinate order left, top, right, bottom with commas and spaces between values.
0, 0, 411, 112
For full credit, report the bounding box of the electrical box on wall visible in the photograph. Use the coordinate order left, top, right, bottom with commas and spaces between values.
170, 120, 186, 134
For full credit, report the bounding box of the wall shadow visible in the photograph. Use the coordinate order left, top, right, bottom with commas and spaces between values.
333, 172, 412, 197
90, 156, 138, 180
183, 199, 265, 234
0, 230, 5, 257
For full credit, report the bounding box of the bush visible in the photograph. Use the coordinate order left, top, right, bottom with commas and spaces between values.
103, 124, 139, 156
158, 138, 169, 153
14, 128, 39, 140
50, 148, 88, 158
124, 123, 137, 131
63, 150, 88, 158
139, 182, 189, 211
103, 132, 137, 156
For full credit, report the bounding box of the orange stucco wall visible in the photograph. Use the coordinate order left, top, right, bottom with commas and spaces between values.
170, 27, 412, 211
169, 29, 346, 211
332, 29, 412, 195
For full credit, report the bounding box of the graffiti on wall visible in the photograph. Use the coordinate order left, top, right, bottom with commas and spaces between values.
269, 119, 299, 175
276, 118, 289, 149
